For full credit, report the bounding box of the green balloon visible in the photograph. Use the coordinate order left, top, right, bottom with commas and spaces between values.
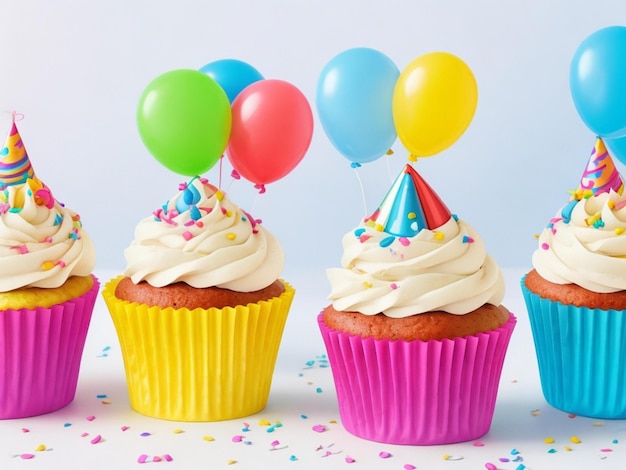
137, 69, 232, 176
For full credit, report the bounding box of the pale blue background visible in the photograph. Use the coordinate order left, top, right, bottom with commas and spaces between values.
1, 0, 625, 281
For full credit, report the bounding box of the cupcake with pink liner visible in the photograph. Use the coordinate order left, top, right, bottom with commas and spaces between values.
522, 138, 626, 418
319, 163, 516, 445
0, 118, 98, 419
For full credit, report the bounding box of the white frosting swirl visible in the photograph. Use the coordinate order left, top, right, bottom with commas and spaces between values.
532, 190, 626, 293
124, 178, 284, 291
327, 216, 505, 317
0, 178, 96, 291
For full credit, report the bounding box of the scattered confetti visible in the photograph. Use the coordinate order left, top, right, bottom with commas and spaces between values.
567, 413, 576, 418
35, 444, 46, 452
86, 415, 95, 422
173, 429, 184, 434
315, 387, 323, 393
485, 463, 497, 470
379, 451, 392, 459
232, 435, 244, 443
544, 437, 555, 444
203, 436, 215, 442
96, 394, 107, 399
530, 409, 541, 416
63, 423, 71, 428
600, 448, 613, 453
21, 428, 30, 433
570, 436, 581, 444
442, 455, 464, 461
258, 419, 272, 426
121, 426, 129, 432
593, 422, 605, 427
515, 465, 526, 470
227, 459, 237, 465
473, 441, 485, 447
312, 425, 327, 433
345, 456, 356, 463
613, 439, 619, 444
510, 449, 520, 455
289, 455, 298, 461
403, 465, 416, 470
564, 445, 572, 452
20, 454, 35, 460
140, 432, 151, 437
547, 449, 557, 454
90, 435, 102, 445
300, 414, 308, 419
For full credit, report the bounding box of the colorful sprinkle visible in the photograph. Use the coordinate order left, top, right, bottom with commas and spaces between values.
226, 232, 236, 240
530, 409, 541, 416
380, 236, 395, 247
173, 428, 184, 434
203, 435, 215, 442
90, 435, 102, 445
312, 424, 327, 433
570, 436, 581, 444
484, 463, 497, 470
462, 235, 474, 244
232, 435, 244, 443
41, 260, 55, 271
403, 465, 416, 470
345, 456, 356, 463
473, 442, 485, 447
398, 237, 410, 246
600, 448, 613, 452
86, 415, 95, 421
433, 231, 444, 241
544, 437, 555, 444
20, 454, 35, 460
289, 455, 298, 461
35, 444, 46, 452
390, 283, 398, 290
182, 231, 193, 241
121, 426, 129, 432
378, 451, 392, 459
541, 242, 550, 251
616, 227, 626, 235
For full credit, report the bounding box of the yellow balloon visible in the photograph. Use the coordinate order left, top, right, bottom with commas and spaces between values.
392, 52, 478, 157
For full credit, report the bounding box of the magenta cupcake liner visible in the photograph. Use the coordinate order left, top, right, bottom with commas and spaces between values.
318, 312, 516, 445
0, 276, 99, 419
521, 278, 626, 418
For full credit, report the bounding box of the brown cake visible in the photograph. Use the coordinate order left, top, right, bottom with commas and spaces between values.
524, 269, 626, 310
114, 276, 285, 310
322, 303, 509, 342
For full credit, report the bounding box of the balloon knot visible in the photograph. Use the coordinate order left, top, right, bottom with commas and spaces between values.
350, 162, 362, 169
254, 183, 266, 194
408, 154, 418, 163
11, 111, 24, 123
386, 149, 394, 156
231, 169, 241, 180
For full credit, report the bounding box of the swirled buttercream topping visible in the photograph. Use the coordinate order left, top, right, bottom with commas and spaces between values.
533, 190, 626, 293
124, 177, 284, 291
327, 215, 505, 317
0, 178, 96, 291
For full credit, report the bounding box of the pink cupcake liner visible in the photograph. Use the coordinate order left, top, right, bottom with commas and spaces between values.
0, 276, 99, 419
318, 312, 516, 445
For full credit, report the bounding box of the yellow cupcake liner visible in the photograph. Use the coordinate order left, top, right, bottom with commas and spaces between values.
102, 276, 294, 422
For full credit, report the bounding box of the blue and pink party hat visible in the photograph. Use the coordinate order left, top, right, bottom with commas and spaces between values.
367, 164, 451, 237
574, 137, 624, 199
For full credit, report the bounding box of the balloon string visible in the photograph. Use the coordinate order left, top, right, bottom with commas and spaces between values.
218, 155, 224, 189
352, 165, 368, 218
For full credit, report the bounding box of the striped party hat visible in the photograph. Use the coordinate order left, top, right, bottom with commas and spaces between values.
0, 122, 36, 186
367, 164, 451, 237
575, 137, 624, 198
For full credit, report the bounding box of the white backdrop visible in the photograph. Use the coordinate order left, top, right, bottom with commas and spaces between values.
1, 0, 625, 281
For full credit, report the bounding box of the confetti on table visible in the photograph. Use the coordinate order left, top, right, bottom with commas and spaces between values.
140, 432, 151, 437
547, 449, 557, 454
86, 415, 95, 421
232, 435, 244, 443
564, 445, 572, 451
379, 451, 392, 459
63, 423, 71, 428
511, 448, 520, 455
35, 444, 46, 452
570, 436, 581, 444
315, 387, 323, 393
593, 422, 605, 427
515, 465, 526, 470
121, 426, 129, 432
20, 454, 35, 460
300, 414, 308, 419
484, 463, 497, 470
172, 428, 184, 434
473, 441, 485, 447
442, 454, 464, 461
21, 428, 30, 433
96, 394, 107, 399
345, 456, 356, 463
227, 459, 237, 465
258, 419, 272, 426
403, 465, 416, 470
613, 439, 619, 444
530, 409, 541, 416
90, 435, 102, 445
203, 435, 215, 442
289, 455, 298, 461
544, 437, 555, 444
312, 425, 327, 433
600, 448, 614, 452
567, 413, 576, 418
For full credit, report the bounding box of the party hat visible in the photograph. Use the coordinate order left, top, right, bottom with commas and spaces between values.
576, 138, 624, 198
367, 164, 451, 237
0, 122, 36, 186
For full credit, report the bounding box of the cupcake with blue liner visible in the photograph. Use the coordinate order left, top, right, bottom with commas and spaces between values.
522, 137, 626, 419
319, 163, 516, 445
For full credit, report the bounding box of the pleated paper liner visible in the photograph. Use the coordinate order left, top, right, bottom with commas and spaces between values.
318, 311, 516, 445
521, 277, 626, 418
0, 275, 99, 419
102, 276, 294, 422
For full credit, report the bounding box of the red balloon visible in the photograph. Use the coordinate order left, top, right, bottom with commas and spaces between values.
227, 79, 313, 185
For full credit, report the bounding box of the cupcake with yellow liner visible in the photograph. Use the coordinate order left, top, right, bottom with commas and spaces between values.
522, 138, 626, 419
0, 119, 98, 419
319, 163, 516, 445
102, 176, 294, 422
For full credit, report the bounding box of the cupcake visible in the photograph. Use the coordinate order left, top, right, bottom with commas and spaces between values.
102, 176, 294, 422
522, 138, 626, 419
318, 163, 516, 445
0, 120, 98, 419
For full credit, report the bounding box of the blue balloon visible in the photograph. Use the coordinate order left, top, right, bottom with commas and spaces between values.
199, 59, 263, 103
316, 47, 399, 163
605, 135, 626, 166
570, 26, 626, 139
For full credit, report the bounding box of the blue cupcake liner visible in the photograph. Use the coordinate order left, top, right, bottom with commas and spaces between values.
521, 276, 626, 419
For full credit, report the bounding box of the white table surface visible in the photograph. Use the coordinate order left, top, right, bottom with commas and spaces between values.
1, 268, 624, 470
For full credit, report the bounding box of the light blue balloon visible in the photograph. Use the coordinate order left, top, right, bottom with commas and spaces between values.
316, 47, 399, 163
570, 26, 626, 139
199, 59, 264, 103
605, 135, 626, 166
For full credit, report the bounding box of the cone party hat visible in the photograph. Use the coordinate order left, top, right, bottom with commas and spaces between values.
0, 122, 36, 187
575, 137, 624, 198
367, 164, 451, 237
